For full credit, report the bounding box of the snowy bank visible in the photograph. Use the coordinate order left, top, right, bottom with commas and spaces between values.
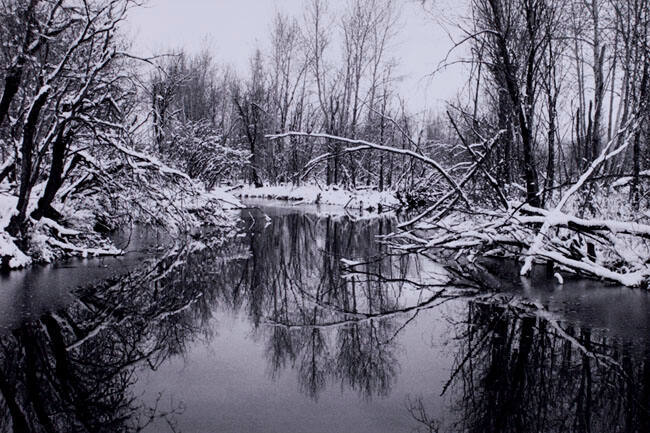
0, 186, 242, 271
235, 184, 399, 211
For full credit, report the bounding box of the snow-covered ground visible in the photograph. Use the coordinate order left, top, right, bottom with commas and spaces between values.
235, 184, 399, 210
0, 185, 243, 271
0, 192, 31, 268
1, 181, 397, 271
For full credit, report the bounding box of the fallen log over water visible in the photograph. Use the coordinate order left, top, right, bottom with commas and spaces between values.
267, 116, 650, 287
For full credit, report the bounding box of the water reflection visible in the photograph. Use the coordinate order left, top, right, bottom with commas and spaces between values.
0, 242, 208, 432
0, 205, 649, 432
409, 297, 650, 433
186, 208, 453, 401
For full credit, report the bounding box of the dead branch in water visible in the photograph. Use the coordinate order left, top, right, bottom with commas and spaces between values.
267, 115, 650, 287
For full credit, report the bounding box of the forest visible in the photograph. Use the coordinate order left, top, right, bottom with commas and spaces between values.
0, 0, 649, 287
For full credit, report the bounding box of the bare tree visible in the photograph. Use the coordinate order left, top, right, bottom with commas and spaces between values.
3, 0, 139, 236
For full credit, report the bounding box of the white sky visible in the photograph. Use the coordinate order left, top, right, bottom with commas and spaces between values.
124, 0, 470, 113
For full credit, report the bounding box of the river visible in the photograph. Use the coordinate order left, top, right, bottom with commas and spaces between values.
0, 201, 648, 432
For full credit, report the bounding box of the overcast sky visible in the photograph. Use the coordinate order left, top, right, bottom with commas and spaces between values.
124, 0, 469, 113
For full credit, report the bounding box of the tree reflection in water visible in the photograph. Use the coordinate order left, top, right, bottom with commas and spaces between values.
1, 206, 648, 432
0, 240, 216, 433
0, 208, 455, 431
223, 209, 457, 401
408, 296, 650, 433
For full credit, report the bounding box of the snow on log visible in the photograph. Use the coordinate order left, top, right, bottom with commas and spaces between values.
520, 117, 643, 277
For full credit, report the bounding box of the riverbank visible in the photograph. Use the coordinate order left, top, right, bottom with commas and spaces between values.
235, 184, 399, 211
0, 182, 397, 271
0, 186, 242, 270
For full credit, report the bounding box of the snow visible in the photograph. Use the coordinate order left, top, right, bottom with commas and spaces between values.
0, 232, 31, 268
611, 169, 650, 188
45, 237, 122, 258
204, 187, 243, 210
236, 184, 399, 210
0, 192, 17, 230
0, 194, 31, 269
40, 217, 81, 236
0, 182, 241, 270
340, 258, 363, 266
554, 272, 564, 284
185, 187, 243, 211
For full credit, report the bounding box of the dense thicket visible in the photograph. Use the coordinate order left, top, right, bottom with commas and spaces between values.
147, 0, 448, 194
0, 0, 237, 267
146, 0, 648, 210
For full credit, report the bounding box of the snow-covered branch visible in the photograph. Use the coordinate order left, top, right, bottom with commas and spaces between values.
267, 131, 471, 204
521, 116, 642, 276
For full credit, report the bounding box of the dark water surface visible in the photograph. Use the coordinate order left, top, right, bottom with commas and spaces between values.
0, 202, 649, 432
0, 227, 169, 332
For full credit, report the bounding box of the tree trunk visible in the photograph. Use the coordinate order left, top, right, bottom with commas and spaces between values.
544, 95, 557, 207
0, 61, 25, 127
7, 88, 50, 237
630, 61, 648, 209
31, 130, 71, 221
488, 0, 540, 206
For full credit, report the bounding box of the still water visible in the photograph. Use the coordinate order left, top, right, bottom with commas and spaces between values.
0, 201, 649, 432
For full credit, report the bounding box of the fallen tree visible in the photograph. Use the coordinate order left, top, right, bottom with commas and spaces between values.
267, 114, 650, 288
